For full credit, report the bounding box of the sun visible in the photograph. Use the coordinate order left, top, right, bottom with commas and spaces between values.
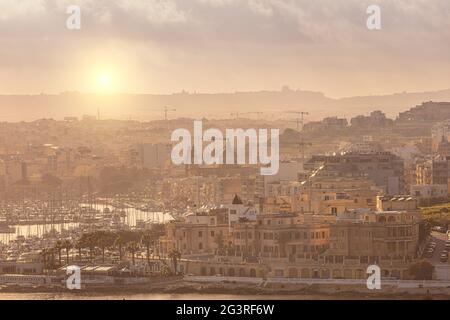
88, 65, 121, 93
98, 73, 112, 91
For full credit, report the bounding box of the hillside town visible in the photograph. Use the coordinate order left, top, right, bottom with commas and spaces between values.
2, 101, 450, 294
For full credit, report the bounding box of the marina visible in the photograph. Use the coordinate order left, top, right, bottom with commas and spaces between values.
0, 197, 176, 275
0, 199, 174, 243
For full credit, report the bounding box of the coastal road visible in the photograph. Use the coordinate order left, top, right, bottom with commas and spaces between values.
427, 231, 449, 265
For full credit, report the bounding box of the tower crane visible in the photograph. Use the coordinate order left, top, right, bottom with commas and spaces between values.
164, 106, 177, 121
230, 112, 263, 120
283, 111, 309, 131
284, 111, 310, 160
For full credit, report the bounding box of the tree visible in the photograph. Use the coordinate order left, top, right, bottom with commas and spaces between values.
141, 231, 157, 266
127, 241, 140, 266
47, 247, 56, 269
54, 240, 64, 266
168, 249, 181, 275
63, 240, 73, 265
75, 240, 84, 262
407, 260, 434, 280
40, 248, 49, 270
114, 232, 128, 261
77, 232, 97, 262
96, 231, 114, 263
86, 233, 97, 261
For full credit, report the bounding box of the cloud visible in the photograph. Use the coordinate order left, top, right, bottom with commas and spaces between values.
247, 0, 274, 17
116, 0, 187, 24
0, 0, 450, 96
0, 0, 448, 45
0, 0, 47, 20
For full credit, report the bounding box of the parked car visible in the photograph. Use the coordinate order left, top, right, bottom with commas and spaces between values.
432, 226, 447, 233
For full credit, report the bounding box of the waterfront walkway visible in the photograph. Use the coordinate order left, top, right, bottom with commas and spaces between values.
184, 275, 450, 288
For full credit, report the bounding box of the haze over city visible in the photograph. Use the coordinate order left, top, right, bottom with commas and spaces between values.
0, 0, 449, 97
2, 0, 450, 304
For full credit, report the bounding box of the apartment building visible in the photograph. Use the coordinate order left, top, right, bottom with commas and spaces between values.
232, 213, 330, 260
410, 185, 448, 205
162, 208, 231, 255
304, 151, 405, 195
296, 175, 381, 215
330, 209, 420, 260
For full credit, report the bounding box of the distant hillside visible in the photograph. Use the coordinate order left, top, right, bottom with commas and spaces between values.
1, 88, 450, 122
337, 89, 450, 119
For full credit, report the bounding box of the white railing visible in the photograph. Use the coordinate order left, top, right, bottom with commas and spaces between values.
183, 275, 450, 288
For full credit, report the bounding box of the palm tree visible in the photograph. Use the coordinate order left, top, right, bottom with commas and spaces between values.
76, 232, 97, 262
141, 231, 157, 266
168, 249, 181, 275
114, 232, 127, 261
86, 232, 97, 262
75, 240, 84, 262
63, 240, 73, 265
40, 248, 48, 270
54, 240, 64, 266
47, 247, 56, 269
97, 232, 114, 263
127, 241, 139, 266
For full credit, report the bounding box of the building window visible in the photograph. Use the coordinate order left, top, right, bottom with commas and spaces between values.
211, 231, 215, 237
198, 231, 203, 238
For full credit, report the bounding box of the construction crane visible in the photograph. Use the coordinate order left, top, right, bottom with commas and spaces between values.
248, 112, 263, 120
230, 112, 263, 120
164, 106, 177, 121
284, 111, 309, 131
284, 111, 310, 160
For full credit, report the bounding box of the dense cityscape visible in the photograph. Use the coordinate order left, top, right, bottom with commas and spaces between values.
1, 0, 450, 306
1, 101, 450, 298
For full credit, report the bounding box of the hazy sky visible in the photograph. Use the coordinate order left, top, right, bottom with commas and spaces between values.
0, 0, 449, 97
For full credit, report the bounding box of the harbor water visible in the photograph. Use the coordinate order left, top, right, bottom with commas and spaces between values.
0, 203, 174, 244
